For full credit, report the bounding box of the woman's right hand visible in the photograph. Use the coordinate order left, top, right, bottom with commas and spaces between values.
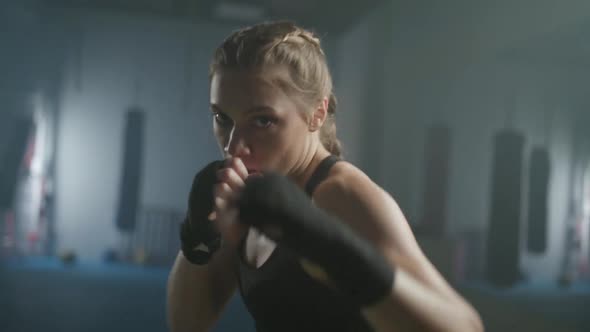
212, 157, 250, 248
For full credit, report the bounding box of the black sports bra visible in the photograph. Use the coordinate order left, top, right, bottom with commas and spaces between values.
235, 155, 373, 332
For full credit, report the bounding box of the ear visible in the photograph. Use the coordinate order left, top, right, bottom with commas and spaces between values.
309, 97, 329, 132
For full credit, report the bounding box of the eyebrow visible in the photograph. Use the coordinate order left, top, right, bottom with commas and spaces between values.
210, 104, 277, 114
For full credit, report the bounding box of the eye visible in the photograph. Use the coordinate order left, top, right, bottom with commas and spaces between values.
213, 112, 233, 128
252, 116, 276, 128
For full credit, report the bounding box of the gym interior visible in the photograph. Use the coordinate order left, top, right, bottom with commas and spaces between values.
1, 1, 589, 331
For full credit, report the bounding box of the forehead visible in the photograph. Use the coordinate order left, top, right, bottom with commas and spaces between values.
210, 66, 292, 106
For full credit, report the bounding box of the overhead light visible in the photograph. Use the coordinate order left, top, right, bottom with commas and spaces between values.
213, 1, 266, 22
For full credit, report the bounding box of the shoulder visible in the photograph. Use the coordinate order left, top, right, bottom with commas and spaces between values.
311, 161, 406, 246
312, 161, 389, 210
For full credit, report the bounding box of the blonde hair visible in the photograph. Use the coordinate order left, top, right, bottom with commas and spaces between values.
209, 21, 342, 157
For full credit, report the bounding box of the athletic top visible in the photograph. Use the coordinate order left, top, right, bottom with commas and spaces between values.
235, 155, 373, 332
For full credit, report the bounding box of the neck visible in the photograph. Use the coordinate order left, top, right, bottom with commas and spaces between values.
288, 142, 331, 189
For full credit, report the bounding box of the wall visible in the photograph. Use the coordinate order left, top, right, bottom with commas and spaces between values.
54, 10, 237, 261
374, 0, 590, 282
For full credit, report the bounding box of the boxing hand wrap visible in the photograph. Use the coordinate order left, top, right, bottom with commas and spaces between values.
180, 160, 224, 265
238, 173, 395, 307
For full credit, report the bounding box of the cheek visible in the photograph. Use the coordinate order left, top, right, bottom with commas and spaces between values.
213, 126, 231, 147
251, 123, 303, 156
248, 130, 282, 152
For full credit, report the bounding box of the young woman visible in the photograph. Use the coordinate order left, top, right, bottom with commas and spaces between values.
167, 21, 483, 332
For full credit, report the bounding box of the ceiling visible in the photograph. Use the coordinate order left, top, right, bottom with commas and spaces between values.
45, 0, 386, 35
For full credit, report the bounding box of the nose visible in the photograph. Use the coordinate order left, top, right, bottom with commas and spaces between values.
223, 127, 250, 158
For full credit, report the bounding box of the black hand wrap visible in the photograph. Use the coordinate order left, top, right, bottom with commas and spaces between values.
180, 160, 224, 265
238, 173, 395, 307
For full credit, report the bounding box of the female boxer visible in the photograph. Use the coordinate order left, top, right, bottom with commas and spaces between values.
167, 21, 483, 332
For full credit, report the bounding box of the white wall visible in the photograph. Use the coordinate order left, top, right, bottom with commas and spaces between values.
54, 11, 237, 261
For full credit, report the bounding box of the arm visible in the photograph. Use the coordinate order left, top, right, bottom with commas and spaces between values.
167, 158, 247, 332
166, 246, 237, 332
362, 270, 482, 332
313, 165, 483, 332
238, 163, 482, 332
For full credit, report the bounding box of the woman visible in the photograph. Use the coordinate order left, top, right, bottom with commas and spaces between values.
167, 21, 483, 332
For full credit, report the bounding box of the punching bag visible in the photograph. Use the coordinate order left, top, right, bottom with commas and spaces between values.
115, 107, 145, 232
420, 125, 451, 235
486, 129, 525, 287
526, 147, 550, 254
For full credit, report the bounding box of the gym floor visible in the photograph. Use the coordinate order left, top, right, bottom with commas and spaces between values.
1, 257, 589, 332
0, 258, 255, 332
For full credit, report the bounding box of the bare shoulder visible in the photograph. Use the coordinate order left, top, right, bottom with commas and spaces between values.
313, 161, 386, 201
312, 161, 404, 244
313, 161, 396, 214
312, 161, 425, 268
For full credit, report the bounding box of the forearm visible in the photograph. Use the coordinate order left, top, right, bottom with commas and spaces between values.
362, 269, 483, 332
167, 256, 213, 332
166, 251, 235, 332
